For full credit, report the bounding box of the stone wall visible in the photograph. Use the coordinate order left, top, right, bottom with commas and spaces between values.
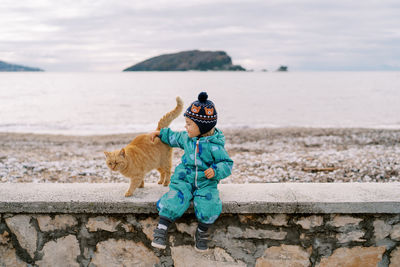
1, 183, 400, 266
1, 213, 400, 266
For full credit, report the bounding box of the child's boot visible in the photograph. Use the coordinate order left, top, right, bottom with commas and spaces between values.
194, 222, 211, 252
152, 228, 168, 249
151, 216, 172, 249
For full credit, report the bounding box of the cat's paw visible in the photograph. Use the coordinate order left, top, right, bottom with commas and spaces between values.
163, 181, 170, 186
157, 180, 163, 185
125, 191, 133, 197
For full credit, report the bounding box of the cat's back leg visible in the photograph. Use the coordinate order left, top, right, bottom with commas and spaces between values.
158, 165, 171, 186
156, 147, 172, 186
157, 168, 165, 185
162, 168, 171, 186
159, 148, 172, 186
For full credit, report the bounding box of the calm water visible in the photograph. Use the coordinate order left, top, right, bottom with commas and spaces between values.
0, 72, 399, 135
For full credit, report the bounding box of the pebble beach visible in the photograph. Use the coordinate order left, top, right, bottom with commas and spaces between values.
1, 127, 399, 184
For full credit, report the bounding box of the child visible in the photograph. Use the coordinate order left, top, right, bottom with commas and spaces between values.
149, 92, 233, 252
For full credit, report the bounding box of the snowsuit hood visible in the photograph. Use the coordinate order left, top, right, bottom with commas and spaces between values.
199, 128, 225, 146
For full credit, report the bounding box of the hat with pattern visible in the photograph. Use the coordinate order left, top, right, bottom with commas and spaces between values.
184, 92, 217, 135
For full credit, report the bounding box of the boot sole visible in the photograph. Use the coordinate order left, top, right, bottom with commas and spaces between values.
194, 236, 209, 252
151, 241, 166, 249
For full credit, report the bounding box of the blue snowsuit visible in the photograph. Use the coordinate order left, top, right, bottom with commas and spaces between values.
156, 127, 233, 224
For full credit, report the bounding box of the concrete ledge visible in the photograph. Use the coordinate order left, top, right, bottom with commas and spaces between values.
0, 183, 400, 214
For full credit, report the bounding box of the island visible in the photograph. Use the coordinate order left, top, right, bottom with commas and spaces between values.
123, 50, 246, 71
276, 65, 288, 72
0, 60, 43, 72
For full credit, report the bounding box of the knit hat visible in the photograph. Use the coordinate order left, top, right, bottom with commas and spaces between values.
184, 92, 217, 135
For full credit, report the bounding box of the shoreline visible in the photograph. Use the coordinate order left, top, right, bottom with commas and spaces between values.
1, 124, 400, 137
1, 127, 399, 184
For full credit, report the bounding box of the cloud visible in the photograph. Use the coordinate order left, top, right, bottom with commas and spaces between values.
0, 0, 399, 71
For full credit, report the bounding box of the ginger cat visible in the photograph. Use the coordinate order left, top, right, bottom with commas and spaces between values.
104, 97, 183, 197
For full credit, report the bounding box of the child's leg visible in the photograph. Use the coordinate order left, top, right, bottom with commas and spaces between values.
193, 185, 222, 225
156, 181, 193, 222
152, 180, 193, 249
157, 216, 173, 230
193, 185, 222, 252
151, 216, 173, 249
195, 222, 213, 252
198, 221, 212, 232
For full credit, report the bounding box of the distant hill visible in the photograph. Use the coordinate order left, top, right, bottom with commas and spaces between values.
0, 61, 43, 72
276, 65, 288, 72
123, 50, 246, 71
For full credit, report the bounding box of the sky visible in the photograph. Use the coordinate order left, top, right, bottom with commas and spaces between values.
0, 0, 399, 72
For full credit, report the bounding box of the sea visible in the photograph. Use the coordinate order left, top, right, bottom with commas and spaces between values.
0, 71, 399, 135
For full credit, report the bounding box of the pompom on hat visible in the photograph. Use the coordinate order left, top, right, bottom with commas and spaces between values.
184, 92, 217, 135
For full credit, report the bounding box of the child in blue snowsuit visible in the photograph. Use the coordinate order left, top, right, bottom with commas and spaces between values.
150, 92, 233, 252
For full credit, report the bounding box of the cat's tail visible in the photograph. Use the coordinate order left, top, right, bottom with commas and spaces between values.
156, 96, 184, 130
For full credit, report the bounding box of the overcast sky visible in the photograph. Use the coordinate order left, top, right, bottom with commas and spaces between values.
0, 0, 399, 72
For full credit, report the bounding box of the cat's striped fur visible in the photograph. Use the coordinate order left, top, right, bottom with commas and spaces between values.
104, 97, 183, 197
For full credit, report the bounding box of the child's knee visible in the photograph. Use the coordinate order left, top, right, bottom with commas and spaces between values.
195, 209, 220, 224
193, 199, 222, 224
157, 188, 192, 221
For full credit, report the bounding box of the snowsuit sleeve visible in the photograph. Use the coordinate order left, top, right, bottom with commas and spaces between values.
211, 145, 233, 181
159, 128, 186, 149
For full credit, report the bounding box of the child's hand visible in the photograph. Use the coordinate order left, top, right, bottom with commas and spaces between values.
149, 131, 160, 142
204, 168, 215, 179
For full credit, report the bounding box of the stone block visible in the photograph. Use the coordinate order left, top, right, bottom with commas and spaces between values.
387, 214, 400, 225
5, 215, 37, 258
86, 216, 121, 232
317, 246, 386, 267
337, 230, 366, 243
328, 215, 363, 227
176, 222, 197, 237
313, 239, 333, 258
0, 245, 26, 267
171, 245, 246, 267
228, 226, 287, 240
373, 219, 392, 240
37, 215, 78, 232
376, 238, 396, 250
261, 214, 288, 226
36, 235, 80, 267
295, 215, 323, 230
255, 244, 311, 267
121, 223, 135, 233
91, 239, 159, 267
238, 215, 256, 223
214, 247, 236, 262
390, 224, 400, 241
0, 231, 10, 245
390, 247, 400, 267
213, 229, 257, 262
139, 217, 158, 240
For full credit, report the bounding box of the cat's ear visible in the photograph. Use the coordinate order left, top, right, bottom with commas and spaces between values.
104, 151, 110, 157
119, 148, 126, 158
